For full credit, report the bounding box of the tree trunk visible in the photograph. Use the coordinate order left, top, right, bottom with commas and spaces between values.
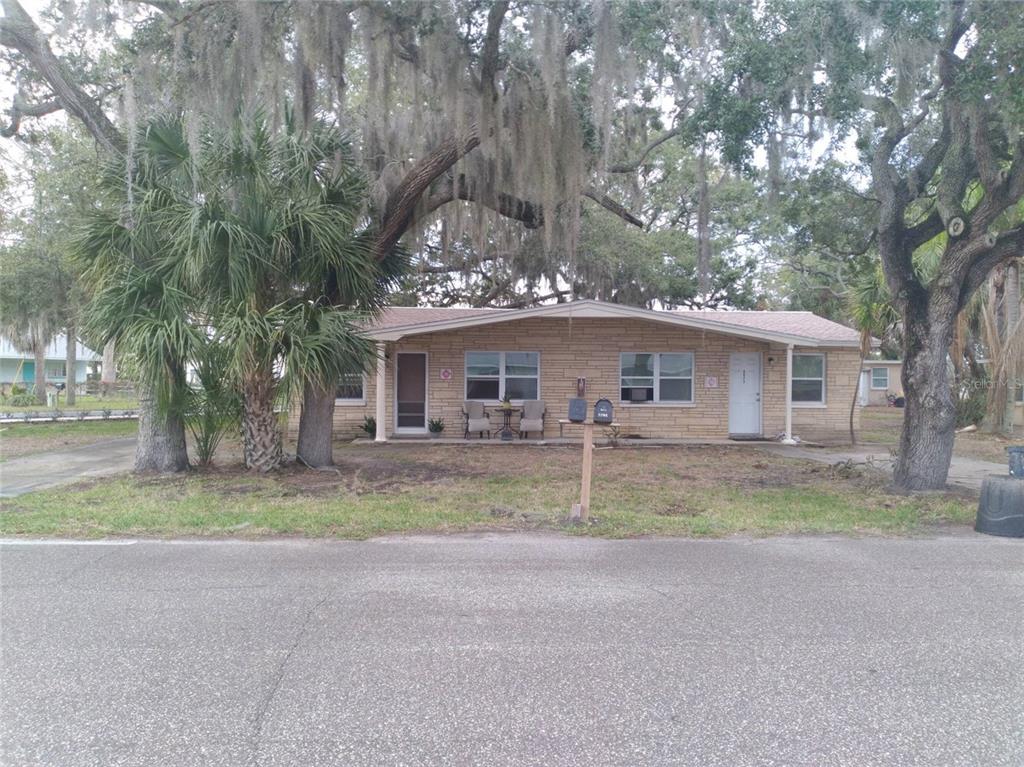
696, 143, 712, 298
1002, 260, 1020, 437
33, 342, 46, 404
849, 352, 865, 445
894, 312, 958, 490
296, 381, 336, 468
101, 338, 116, 396
134, 384, 189, 473
65, 325, 76, 407
241, 367, 283, 472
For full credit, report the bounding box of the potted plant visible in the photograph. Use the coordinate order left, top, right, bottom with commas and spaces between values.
500, 394, 513, 411
428, 417, 445, 438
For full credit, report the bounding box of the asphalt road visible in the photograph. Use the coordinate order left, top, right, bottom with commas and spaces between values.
1, 534, 1022, 766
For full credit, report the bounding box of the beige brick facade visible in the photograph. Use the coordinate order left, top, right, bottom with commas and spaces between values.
293, 317, 862, 442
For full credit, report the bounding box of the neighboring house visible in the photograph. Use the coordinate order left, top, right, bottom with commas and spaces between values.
300, 299, 868, 443
0, 334, 100, 389
859, 360, 903, 406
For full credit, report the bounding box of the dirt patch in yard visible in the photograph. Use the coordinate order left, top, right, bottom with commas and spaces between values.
181, 446, 491, 497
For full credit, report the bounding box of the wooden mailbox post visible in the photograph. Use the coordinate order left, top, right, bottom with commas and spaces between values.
571, 419, 618, 522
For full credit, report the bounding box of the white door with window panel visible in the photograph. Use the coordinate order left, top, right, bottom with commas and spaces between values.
728, 352, 762, 436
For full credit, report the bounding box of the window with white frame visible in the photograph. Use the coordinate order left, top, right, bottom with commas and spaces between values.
47, 362, 67, 378
870, 367, 889, 390
335, 371, 365, 402
792, 353, 825, 404
465, 352, 539, 400
620, 352, 694, 404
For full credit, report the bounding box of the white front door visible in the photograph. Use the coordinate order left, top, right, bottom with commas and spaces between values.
728, 352, 762, 436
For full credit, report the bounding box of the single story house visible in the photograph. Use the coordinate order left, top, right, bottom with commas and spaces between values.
302, 300, 867, 443
859, 360, 903, 406
0, 334, 100, 389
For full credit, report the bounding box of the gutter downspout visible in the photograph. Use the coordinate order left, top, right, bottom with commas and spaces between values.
375, 342, 387, 442
782, 344, 797, 445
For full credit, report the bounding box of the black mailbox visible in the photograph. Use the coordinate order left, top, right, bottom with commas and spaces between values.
568, 398, 587, 423
593, 397, 613, 424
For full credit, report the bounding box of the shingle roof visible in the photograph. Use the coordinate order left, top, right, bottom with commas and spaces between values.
370, 306, 509, 330
366, 301, 861, 346
671, 311, 861, 344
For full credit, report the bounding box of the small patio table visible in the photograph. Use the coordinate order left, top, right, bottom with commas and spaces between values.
497, 406, 520, 441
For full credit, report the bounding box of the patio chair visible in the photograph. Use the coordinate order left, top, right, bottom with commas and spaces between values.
519, 399, 546, 438
462, 401, 493, 439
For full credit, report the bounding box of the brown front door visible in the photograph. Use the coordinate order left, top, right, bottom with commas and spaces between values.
395, 353, 427, 431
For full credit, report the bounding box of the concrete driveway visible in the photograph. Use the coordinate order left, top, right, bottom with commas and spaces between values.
760, 443, 1007, 492
0, 438, 135, 498
1, 534, 1021, 766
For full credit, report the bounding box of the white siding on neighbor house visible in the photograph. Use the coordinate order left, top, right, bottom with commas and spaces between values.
0, 333, 100, 386
0, 333, 100, 362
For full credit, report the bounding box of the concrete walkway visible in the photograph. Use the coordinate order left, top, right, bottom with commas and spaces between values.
760, 443, 1005, 492
0, 437, 136, 498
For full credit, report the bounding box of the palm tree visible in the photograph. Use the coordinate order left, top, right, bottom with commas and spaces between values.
78, 190, 198, 472
81, 110, 390, 472
296, 238, 408, 466
80, 111, 398, 471
848, 266, 900, 444
0, 244, 63, 405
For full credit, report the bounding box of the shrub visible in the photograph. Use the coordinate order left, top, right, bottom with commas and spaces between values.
185, 343, 241, 467
428, 417, 445, 433
10, 384, 26, 396
9, 394, 38, 407
955, 377, 988, 428
361, 416, 376, 436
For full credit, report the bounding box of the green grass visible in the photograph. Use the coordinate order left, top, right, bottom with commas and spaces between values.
0, 459, 974, 540
0, 394, 139, 413
0, 419, 137, 442
0, 419, 137, 461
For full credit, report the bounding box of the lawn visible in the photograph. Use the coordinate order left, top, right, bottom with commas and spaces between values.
0, 443, 974, 539
858, 406, 1019, 464
0, 419, 138, 461
0, 393, 140, 414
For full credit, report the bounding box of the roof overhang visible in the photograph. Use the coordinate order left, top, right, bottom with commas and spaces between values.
364, 299, 857, 347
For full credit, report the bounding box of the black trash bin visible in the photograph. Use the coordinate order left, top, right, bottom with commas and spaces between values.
975, 447, 1024, 538
1009, 446, 1024, 479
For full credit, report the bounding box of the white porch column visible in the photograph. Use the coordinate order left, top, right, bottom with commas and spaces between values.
374, 341, 387, 442
782, 343, 796, 445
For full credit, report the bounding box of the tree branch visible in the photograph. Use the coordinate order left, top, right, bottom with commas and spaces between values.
0, 0, 124, 154
1, 92, 60, 138
479, 0, 509, 98
904, 207, 945, 253
372, 128, 482, 260
960, 226, 1024, 309
494, 289, 571, 309
582, 187, 644, 227
607, 126, 682, 173
424, 174, 545, 228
